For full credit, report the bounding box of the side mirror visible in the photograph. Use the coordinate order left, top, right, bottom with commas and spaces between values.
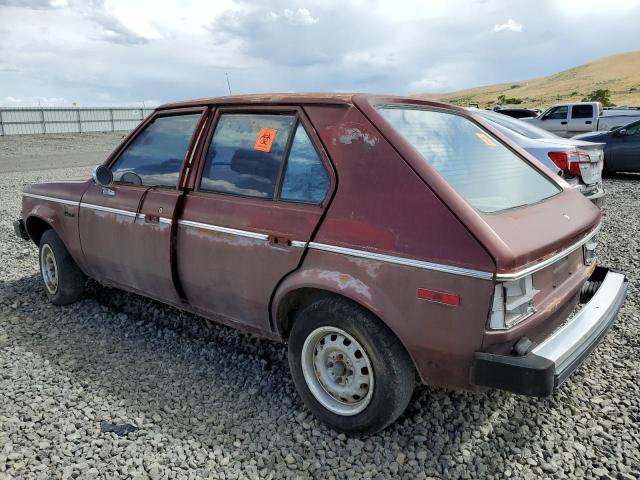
615, 128, 627, 136
92, 165, 113, 186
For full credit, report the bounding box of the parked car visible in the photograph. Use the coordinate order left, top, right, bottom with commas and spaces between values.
470, 109, 605, 206
523, 102, 640, 138
15, 94, 627, 433
494, 108, 540, 119
573, 120, 640, 173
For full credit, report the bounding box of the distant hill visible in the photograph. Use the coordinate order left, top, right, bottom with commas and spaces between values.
419, 51, 640, 109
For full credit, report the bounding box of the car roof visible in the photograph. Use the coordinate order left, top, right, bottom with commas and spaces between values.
157, 93, 457, 111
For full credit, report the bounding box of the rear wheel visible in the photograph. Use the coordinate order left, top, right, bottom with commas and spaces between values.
288, 297, 415, 434
39, 230, 86, 305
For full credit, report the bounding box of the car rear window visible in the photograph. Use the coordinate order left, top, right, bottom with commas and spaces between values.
475, 110, 557, 139
378, 106, 561, 212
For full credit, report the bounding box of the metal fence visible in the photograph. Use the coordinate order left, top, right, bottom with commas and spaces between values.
0, 107, 155, 136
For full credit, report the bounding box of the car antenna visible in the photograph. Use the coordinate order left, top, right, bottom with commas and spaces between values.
226, 72, 232, 95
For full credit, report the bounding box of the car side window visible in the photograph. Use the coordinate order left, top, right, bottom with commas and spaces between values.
543, 106, 568, 120
200, 114, 295, 199
625, 123, 640, 136
280, 124, 329, 204
571, 105, 593, 119
111, 113, 201, 187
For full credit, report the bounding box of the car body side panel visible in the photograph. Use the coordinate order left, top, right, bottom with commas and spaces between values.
272, 249, 494, 389
22, 179, 91, 273
79, 183, 182, 304
303, 104, 496, 272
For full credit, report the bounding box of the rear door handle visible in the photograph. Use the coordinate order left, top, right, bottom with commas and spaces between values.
561, 121, 567, 125
268, 235, 291, 246
145, 214, 159, 223
585, 121, 592, 124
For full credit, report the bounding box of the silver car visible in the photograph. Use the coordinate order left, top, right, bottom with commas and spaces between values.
470, 109, 605, 207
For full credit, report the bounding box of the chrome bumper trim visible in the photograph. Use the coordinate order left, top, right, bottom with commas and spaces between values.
532, 269, 627, 384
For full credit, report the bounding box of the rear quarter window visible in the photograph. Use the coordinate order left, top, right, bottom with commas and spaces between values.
378, 107, 561, 213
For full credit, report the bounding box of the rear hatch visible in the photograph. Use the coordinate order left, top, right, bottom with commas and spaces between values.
369, 100, 601, 340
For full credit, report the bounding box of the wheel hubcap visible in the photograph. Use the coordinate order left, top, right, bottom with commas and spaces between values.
40, 244, 58, 295
301, 326, 374, 416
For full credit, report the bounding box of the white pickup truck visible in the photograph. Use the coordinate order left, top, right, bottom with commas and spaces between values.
523, 102, 640, 138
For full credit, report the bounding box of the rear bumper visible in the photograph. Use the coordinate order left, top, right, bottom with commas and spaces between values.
13, 219, 29, 241
574, 183, 605, 207
472, 267, 627, 397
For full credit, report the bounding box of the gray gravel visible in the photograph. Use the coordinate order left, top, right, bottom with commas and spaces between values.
1, 133, 639, 479
0, 132, 125, 173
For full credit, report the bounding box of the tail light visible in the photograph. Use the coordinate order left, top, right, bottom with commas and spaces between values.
489, 275, 538, 330
548, 151, 591, 175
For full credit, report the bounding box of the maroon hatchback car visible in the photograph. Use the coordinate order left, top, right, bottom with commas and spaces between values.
15, 94, 627, 433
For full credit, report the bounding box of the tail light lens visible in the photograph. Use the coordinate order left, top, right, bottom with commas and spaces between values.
489, 275, 538, 330
548, 151, 591, 175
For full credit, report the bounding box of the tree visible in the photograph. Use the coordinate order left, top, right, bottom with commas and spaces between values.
582, 89, 615, 107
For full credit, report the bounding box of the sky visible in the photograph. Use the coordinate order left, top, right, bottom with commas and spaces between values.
1, 0, 639, 107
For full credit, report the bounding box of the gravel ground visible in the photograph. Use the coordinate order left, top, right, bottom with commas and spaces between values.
0, 132, 125, 173
0, 133, 639, 479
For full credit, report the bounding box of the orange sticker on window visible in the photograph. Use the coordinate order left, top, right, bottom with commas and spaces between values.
254, 128, 278, 152
475, 132, 497, 147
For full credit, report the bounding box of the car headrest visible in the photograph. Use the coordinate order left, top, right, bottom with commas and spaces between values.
230, 148, 281, 179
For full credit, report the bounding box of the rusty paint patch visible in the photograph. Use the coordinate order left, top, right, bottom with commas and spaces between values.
329, 123, 379, 147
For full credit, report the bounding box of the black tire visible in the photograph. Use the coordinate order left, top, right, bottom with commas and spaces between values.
288, 297, 415, 434
38, 230, 86, 305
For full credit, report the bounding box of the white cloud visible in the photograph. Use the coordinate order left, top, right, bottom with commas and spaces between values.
409, 76, 449, 91
493, 19, 522, 32
283, 7, 318, 25
1, 0, 639, 106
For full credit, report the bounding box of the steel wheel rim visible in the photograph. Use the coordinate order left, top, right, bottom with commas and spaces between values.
40, 244, 58, 295
301, 326, 374, 416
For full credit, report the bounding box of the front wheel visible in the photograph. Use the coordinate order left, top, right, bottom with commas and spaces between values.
39, 230, 86, 305
288, 297, 415, 434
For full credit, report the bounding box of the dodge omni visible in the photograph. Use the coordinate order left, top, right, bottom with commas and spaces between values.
15, 94, 627, 433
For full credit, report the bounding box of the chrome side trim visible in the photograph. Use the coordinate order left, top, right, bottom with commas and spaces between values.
23, 193, 80, 207
81, 203, 137, 218
307, 242, 494, 280
178, 219, 269, 241
291, 240, 308, 248
496, 224, 602, 281
80, 203, 173, 224
532, 270, 626, 374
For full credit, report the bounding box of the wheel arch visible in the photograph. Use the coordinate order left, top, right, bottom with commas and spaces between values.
271, 272, 420, 379
25, 215, 54, 246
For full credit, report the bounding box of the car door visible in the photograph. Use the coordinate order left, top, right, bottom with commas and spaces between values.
539, 106, 569, 136
79, 108, 207, 303
568, 104, 595, 135
610, 122, 640, 171
176, 107, 334, 333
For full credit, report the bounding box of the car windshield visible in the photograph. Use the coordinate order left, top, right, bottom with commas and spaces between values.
378, 106, 561, 213
474, 110, 558, 139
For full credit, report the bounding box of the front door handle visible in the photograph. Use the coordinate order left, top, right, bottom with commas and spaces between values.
585, 120, 592, 124
145, 214, 159, 223
561, 121, 567, 125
